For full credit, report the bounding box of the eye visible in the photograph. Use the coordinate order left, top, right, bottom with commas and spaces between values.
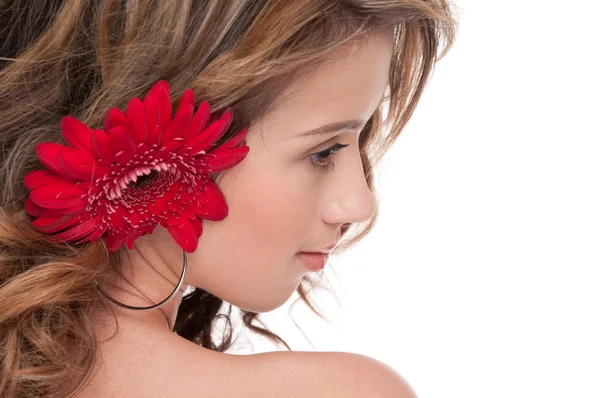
309, 143, 349, 175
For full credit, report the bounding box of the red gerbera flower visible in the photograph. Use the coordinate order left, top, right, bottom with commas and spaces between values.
23, 80, 249, 253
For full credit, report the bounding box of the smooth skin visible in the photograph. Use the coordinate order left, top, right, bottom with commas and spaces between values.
82, 28, 416, 397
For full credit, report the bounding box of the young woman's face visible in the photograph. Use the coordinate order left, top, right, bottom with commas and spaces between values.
153, 30, 393, 313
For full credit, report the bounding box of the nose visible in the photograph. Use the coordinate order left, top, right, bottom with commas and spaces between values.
320, 150, 376, 225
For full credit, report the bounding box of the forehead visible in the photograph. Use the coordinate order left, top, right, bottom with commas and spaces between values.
252, 30, 393, 142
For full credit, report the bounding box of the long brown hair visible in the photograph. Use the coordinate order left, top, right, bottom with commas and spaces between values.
0, 0, 458, 396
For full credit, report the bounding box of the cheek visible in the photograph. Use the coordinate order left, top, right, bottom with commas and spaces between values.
188, 165, 314, 304
194, 164, 313, 271
228, 168, 309, 254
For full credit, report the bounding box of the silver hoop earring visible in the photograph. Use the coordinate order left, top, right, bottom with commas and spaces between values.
94, 250, 188, 311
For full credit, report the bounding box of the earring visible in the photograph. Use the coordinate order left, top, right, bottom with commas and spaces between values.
94, 250, 188, 311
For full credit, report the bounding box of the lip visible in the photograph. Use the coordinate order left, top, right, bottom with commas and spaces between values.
296, 252, 329, 271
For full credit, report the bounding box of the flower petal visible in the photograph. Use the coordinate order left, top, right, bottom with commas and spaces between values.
167, 214, 187, 228
36, 143, 75, 177
108, 125, 138, 154
181, 88, 195, 108
143, 91, 159, 135
212, 125, 249, 152
204, 146, 249, 172
104, 107, 130, 133
105, 231, 126, 252
108, 206, 126, 231
48, 218, 98, 242
24, 170, 75, 189
126, 97, 148, 143
198, 180, 228, 221
91, 129, 115, 162
61, 116, 94, 152
184, 100, 211, 141
186, 115, 231, 155
29, 185, 87, 209
162, 103, 193, 144
25, 197, 43, 217
26, 198, 85, 218
58, 150, 106, 181
75, 180, 91, 192
156, 82, 172, 129
114, 149, 134, 164
180, 202, 196, 219
87, 220, 108, 242
32, 215, 80, 233
58, 202, 88, 215
166, 89, 194, 140
190, 216, 203, 238
162, 137, 185, 152
125, 229, 143, 250
167, 217, 198, 252
148, 124, 163, 147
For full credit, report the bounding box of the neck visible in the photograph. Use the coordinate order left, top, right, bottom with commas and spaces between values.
92, 242, 189, 332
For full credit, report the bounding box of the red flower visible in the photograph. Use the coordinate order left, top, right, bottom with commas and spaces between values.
24, 80, 249, 252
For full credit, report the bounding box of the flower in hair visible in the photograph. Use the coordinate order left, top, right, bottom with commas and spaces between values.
23, 80, 249, 252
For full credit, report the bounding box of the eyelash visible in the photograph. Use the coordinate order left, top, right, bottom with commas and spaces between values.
309, 143, 350, 175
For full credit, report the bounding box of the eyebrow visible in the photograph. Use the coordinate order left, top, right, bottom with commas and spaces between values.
298, 119, 366, 138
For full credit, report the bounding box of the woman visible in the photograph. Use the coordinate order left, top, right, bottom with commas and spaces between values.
0, 1, 457, 397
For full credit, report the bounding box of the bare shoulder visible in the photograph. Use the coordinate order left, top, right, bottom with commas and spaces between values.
224, 350, 418, 398
78, 330, 415, 397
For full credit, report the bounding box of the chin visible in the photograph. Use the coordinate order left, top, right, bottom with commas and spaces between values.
192, 279, 298, 313
228, 292, 294, 314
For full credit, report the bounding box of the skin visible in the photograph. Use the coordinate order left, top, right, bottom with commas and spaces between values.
88, 29, 393, 391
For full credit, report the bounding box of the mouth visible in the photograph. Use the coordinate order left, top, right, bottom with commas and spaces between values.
296, 252, 329, 271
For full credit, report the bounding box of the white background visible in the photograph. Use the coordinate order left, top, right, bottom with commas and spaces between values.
228, 1, 600, 397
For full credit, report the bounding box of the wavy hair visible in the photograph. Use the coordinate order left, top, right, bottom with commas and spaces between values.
0, 0, 458, 396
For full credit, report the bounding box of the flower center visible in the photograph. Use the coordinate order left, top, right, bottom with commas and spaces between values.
129, 169, 160, 189
106, 162, 173, 201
